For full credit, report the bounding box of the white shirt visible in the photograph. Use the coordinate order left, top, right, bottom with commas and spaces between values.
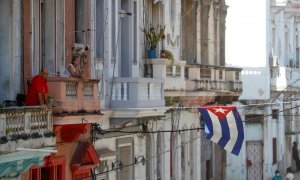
286, 172, 294, 180
63, 64, 76, 77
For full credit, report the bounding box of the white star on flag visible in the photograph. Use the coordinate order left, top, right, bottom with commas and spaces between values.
214, 108, 227, 114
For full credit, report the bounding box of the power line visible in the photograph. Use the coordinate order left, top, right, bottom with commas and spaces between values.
70, 104, 300, 179
96, 105, 300, 135
77, 133, 202, 180
97, 127, 203, 135
270, 79, 300, 102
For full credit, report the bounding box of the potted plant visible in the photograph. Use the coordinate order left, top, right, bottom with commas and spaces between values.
47, 95, 55, 107
140, 24, 165, 58
160, 49, 174, 64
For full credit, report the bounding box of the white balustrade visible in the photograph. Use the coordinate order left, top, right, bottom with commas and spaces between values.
156, 83, 163, 100
110, 78, 164, 108
6, 111, 25, 135
122, 83, 128, 100
112, 83, 129, 100
111, 83, 116, 100
0, 107, 52, 137
187, 66, 242, 92
114, 83, 121, 100
139, 82, 149, 100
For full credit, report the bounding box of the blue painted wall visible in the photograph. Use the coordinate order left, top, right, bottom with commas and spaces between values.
0, 0, 11, 103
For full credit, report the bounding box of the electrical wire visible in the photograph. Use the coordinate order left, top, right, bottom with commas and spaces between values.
77, 133, 202, 180
99, 127, 203, 135
65, 100, 299, 111
92, 104, 300, 136
270, 79, 300, 102
61, 104, 300, 180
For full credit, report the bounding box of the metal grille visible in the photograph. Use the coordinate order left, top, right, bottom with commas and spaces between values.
246, 141, 263, 180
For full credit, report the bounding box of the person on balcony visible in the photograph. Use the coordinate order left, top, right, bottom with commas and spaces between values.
25, 68, 49, 106
63, 55, 82, 78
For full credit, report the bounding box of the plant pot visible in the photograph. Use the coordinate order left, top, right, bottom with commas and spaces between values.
148, 50, 157, 58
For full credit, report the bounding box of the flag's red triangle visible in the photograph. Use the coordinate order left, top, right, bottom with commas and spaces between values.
202, 106, 235, 120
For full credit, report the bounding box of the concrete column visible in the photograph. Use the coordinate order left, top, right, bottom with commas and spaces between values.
149, 59, 171, 79
200, 1, 212, 65
219, 5, 228, 66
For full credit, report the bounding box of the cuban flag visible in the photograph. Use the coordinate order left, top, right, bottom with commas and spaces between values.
198, 106, 244, 156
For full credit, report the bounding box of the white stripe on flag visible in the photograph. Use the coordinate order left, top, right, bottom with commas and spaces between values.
224, 111, 238, 152
207, 111, 222, 143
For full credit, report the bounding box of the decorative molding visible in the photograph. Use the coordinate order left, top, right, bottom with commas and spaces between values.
213, 2, 221, 20
0, 157, 43, 178
167, 34, 179, 47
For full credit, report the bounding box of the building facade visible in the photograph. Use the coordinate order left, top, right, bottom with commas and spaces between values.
94, 0, 241, 180
225, 0, 300, 179
0, 0, 242, 180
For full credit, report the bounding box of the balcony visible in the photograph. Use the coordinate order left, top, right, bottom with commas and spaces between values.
47, 77, 102, 124
270, 67, 300, 91
110, 78, 165, 109
227, 81, 243, 91
0, 106, 55, 152
165, 61, 187, 91
186, 65, 243, 93
271, 0, 288, 6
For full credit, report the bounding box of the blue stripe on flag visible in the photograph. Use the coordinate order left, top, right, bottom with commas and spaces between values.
199, 108, 214, 139
217, 117, 230, 148
231, 108, 244, 155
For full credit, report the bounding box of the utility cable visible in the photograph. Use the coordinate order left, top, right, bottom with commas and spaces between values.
77, 134, 202, 180
98, 127, 203, 135
67, 105, 300, 179
270, 79, 300, 102
94, 105, 300, 135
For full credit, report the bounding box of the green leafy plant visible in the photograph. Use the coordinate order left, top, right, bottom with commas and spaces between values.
140, 24, 165, 50
47, 95, 55, 107
160, 49, 174, 63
